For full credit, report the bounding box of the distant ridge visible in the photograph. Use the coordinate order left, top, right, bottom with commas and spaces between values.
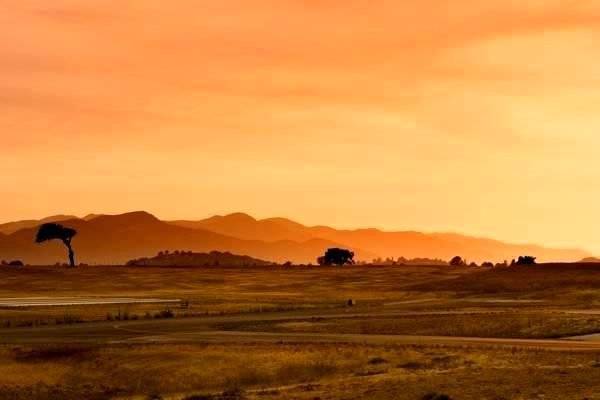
0, 211, 372, 265
83, 214, 104, 221
0, 211, 592, 265
580, 257, 600, 263
0, 215, 78, 235
169, 212, 592, 263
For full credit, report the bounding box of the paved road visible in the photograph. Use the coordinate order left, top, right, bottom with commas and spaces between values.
0, 297, 181, 307
0, 306, 599, 351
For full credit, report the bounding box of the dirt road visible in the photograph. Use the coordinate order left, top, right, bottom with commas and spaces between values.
0, 297, 180, 307
0, 305, 599, 350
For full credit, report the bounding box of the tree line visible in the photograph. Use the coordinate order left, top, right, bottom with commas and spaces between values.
1, 223, 540, 268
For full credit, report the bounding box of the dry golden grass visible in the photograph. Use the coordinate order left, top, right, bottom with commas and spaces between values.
413, 263, 600, 302
222, 312, 600, 339
2, 264, 600, 399
0, 264, 468, 299
0, 343, 599, 400
0, 265, 467, 327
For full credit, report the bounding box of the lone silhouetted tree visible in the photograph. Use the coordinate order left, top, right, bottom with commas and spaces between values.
35, 223, 77, 267
515, 256, 536, 265
318, 248, 355, 266
449, 256, 465, 267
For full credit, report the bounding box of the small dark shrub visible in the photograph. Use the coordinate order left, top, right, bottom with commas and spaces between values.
14, 346, 91, 362
422, 392, 451, 400
221, 388, 245, 399
8, 260, 24, 267
398, 362, 424, 370
57, 314, 82, 324
181, 396, 215, 400
368, 357, 388, 365
449, 256, 465, 267
154, 309, 175, 319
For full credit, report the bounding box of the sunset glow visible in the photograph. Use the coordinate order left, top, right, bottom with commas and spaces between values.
2, 1, 600, 252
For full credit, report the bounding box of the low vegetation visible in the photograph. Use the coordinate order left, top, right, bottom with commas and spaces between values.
1, 264, 600, 399
220, 312, 600, 339
0, 343, 599, 400
412, 263, 600, 298
127, 251, 274, 267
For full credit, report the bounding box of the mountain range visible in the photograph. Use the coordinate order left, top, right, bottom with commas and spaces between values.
0, 211, 591, 265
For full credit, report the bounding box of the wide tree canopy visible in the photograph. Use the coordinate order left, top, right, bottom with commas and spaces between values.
35, 223, 77, 267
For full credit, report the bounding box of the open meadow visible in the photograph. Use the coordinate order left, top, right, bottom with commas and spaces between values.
2, 264, 600, 399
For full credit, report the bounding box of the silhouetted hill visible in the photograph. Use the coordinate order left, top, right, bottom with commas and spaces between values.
580, 257, 600, 263
0, 215, 78, 235
0, 211, 591, 265
82, 214, 104, 221
127, 250, 274, 267
169, 213, 591, 263
0, 212, 373, 265
170, 213, 316, 242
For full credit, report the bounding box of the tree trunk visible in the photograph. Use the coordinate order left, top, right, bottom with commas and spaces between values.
63, 239, 75, 268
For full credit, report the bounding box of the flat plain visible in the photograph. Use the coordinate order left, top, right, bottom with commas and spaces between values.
1, 264, 600, 399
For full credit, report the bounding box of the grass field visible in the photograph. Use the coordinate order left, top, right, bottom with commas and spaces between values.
1, 342, 600, 400
220, 311, 600, 339
412, 263, 600, 304
0, 265, 466, 328
2, 264, 600, 399
0, 264, 468, 298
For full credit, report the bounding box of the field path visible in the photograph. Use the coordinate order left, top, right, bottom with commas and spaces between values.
0, 297, 180, 307
0, 305, 600, 350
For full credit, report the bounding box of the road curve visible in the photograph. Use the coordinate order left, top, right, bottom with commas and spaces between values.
0, 307, 599, 351
0, 297, 181, 307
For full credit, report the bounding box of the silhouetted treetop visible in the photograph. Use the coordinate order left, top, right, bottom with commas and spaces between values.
515, 256, 536, 265
35, 223, 77, 267
318, 248, 355, 266
36, 223, 76, 243
449, 256, 466, 267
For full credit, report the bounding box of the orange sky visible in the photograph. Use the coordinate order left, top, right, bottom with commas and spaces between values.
2, 1, 600, 253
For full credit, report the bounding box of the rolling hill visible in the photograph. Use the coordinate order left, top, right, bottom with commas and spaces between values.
0, 215, 78, 235
0, 212, 373, 265
0, 211, 591, 265
169, 213, 591, 263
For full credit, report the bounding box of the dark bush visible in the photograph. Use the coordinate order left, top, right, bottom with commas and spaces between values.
515, 256, 537, 265
154, 309, 175, 319
398, 362, 424, 370
8, 260, 24, 266
422, 392, 451, 400
368, 357, 388, 365
56, 314, 82, 325
449, 256, 465, 267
